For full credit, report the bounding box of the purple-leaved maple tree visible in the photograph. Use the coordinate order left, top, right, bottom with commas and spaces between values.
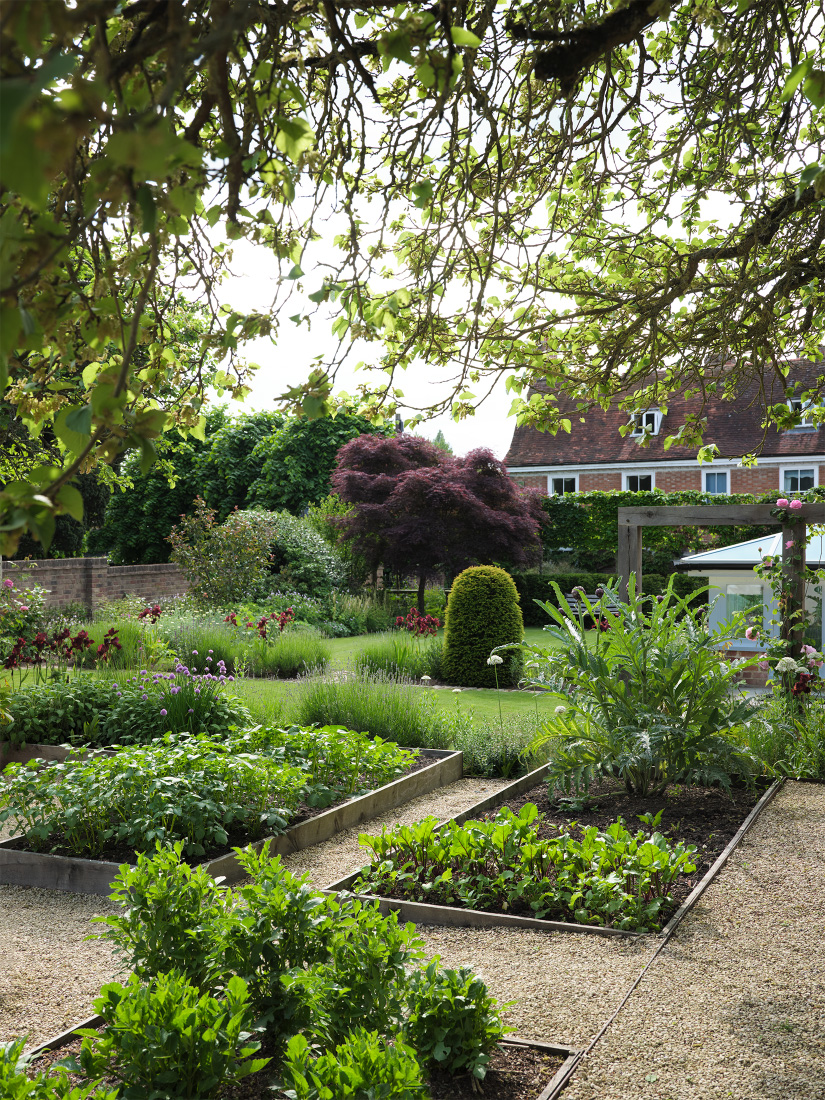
332, 434, 543, 612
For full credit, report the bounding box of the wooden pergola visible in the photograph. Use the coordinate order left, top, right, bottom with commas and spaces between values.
617, 504, 825, 657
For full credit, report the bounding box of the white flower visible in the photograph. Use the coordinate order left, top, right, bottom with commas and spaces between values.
775, 656, 802, 673
421, 675, 432, 682
486, 655, 504, 666
555, 705, 566, 715
452, 688, 462, 693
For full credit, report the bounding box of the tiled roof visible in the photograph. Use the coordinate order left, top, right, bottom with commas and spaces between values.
505, 360, 825, 468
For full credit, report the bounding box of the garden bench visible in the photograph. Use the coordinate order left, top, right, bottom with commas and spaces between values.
564, 591, 625, 619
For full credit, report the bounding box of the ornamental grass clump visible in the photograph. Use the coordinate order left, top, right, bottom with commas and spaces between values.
353, 631, 442, 681
521, 577, 760, 796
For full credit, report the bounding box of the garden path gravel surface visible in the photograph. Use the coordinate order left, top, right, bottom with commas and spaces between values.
561, 780, 825, 1100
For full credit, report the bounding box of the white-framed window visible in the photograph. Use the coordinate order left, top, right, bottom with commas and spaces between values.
705, 470, 728, 495
782, 467, 816, 493
630, 409, 662, 437
726, 584, 764, 630
788, 398, 814, 428
549, 475, 577, 496
625, 472, 654, 491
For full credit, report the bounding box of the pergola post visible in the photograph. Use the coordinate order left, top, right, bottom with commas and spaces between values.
781, 521, 807, 659
617, 522, 642, 600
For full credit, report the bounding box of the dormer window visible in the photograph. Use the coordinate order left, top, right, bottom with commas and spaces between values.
788, 398, 814, 428
630, 410, 661, 437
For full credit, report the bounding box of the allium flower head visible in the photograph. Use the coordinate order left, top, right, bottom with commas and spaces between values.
486, 655, 504, 665
555, 705, 566, 715
421, 675, 432, 682
160, 709, 167, 716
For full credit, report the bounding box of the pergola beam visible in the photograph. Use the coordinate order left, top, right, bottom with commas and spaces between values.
617, 503, 825, 660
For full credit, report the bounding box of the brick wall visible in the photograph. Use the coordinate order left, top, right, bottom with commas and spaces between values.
655, 468, 702, 492
725, 649, 769, 688
514, 474, 548, 490
730, 467, 779, 494
579, 471, 622, 491
1, 557, 188, 612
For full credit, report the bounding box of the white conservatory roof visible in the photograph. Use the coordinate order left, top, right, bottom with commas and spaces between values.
677, 531, 825, 569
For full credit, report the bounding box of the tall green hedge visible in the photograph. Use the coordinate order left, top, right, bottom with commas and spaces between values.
442, 566, 523, 687
511, 572, 707, 627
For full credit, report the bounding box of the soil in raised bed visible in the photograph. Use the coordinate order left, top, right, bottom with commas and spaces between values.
360, 778, 769, 927
2, 754, 433, 867
29, 1033, 564, 1100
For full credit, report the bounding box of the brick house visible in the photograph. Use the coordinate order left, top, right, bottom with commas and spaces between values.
505, 359, 825, 497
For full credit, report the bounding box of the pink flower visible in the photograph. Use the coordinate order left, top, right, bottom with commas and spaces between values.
745, 627, 758, 640
802, 644, 817, 656
758, 660, 769, 671
18, 606, 28, 612
785, 540, 794, 549
776, 498, 789, 508
3, 579, 13, 589
789, 499, 803, 510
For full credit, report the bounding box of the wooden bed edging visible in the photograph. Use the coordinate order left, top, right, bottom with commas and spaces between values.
0, 748, 463, 896
24, 1018, 579, 1096
324, 770, 784, 940
0, 743, 118, 768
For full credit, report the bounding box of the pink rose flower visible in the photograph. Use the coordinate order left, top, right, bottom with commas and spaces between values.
785, 540, 794, 549
3, 579, 13, 589
745, 627, 758, 640
758, 660, 769, 671
18, 606, 28, 612
789, 499, 803, 510
776, 498, 789, 507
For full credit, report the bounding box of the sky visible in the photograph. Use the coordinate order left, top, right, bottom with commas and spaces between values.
213, 235, 522, 461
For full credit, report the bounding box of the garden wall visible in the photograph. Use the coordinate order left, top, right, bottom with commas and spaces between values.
0, 557, 188, 612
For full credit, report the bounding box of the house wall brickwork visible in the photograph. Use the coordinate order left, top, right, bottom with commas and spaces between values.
579, 471, 621, 491
730, 467, 781, 494
725, 649, 769, 688
1, 558, 188, 612
654, 468, 702, 492
514, 474, 547, 490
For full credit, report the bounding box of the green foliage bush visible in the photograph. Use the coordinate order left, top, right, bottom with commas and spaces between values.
2, 674, 251, 747
90, 844, 507, 1096
402, 959, 510, 1079
744, 695, 825, 779
279, 1030, 425, 1100
442, 566, 523, 688
262, 510, 348, 595
0, 579, 47, 658
69, 972, 267, 1098
523, 579, 758, 795
169, 500, 276, 604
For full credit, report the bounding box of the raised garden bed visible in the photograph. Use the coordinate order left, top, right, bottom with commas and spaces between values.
25, 1020, 577, 1100
325, 763, 783, 938
0, 747, 463, 895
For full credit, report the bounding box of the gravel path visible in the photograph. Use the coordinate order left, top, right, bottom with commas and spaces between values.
563, 781, 825, 1100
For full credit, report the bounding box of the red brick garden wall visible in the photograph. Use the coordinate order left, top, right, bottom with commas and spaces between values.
1, 558, 188, 613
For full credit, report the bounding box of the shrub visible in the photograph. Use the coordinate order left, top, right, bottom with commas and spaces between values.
168, 499, 276, 604
744, 695, 825, 779
442, 566, 523, 687
0, 579, 47, 658
264, 510, 348, 595
279, 1030, 425, 1100
69, 972, 267, 1098
2, 671, 251, 747
0, 1036, 117, 1100
402, 958, 510, 1080
523, 579, 758, 795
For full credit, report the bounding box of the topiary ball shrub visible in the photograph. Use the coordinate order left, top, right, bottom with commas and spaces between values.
441, 566, 523, 688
